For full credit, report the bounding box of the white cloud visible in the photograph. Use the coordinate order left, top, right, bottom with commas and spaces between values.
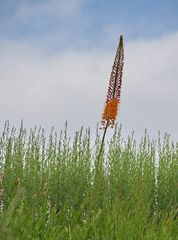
0, 39, 110, 133
122, 32, 178, 139
0, 31, 178, 141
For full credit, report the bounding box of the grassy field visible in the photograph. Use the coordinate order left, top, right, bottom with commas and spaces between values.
0, 122, 177, 239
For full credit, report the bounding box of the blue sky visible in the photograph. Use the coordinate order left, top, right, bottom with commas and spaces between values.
1, 0, 178, 49
0, 0, 178, 141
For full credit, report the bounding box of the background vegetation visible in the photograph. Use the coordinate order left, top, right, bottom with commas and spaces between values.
0, 122, 177, 239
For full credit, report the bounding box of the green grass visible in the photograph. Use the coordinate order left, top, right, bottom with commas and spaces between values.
0, 122, 177, 239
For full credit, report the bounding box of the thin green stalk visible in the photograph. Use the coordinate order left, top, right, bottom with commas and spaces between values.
95, 120, 109, 175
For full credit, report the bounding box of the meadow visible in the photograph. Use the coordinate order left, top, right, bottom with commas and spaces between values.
0, 121, 177, 239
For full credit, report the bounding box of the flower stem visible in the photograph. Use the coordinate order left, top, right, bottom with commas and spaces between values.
95, 120, 109, 176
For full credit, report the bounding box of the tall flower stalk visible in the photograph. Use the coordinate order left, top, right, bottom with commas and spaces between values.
96, 35, 124, 174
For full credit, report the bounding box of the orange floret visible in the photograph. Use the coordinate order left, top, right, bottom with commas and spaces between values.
101, 98, 119, 128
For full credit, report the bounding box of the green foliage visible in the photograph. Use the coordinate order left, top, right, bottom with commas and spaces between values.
0, 122, 177, 239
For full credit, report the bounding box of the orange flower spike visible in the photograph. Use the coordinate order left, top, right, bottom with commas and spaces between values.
101, 35, 124, 129
96, 35, 124, 177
